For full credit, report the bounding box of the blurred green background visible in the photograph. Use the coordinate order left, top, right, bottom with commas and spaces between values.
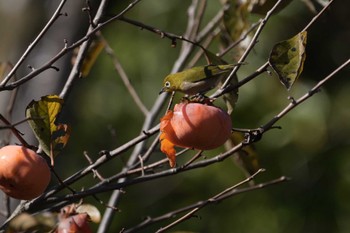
1, 0, 350, 232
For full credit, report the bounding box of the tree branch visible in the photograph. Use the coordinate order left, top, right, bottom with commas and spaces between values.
0, 0, 68, 87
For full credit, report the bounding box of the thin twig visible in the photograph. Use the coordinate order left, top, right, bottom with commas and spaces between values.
83, 151, 105, 181
103, 36, 149, 116
118, 16, 205, 51
182, 150, 203, 168
0, 115, 29, 147
218, 21, 260, 57
301, 0, 334, 32
133, 133, 161, 168
106, 148, 190, 182
212, 62, 269, 98
0, 117, 33, 130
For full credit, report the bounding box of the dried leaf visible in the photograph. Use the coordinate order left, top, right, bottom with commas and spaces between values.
26, 95, 71, 165
269, 31, 307, 90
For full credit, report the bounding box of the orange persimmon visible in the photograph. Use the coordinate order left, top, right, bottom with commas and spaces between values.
0, 145, 51, 200
160, 102, 232, 167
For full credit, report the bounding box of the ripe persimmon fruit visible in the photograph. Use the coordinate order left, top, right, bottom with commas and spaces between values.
160, 102, 232, 167
0, 145, 51, 200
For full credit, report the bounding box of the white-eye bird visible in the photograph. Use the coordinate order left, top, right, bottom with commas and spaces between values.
159, 64, 236, 95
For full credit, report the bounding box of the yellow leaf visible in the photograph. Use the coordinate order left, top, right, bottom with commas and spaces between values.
26, 95, 71, 165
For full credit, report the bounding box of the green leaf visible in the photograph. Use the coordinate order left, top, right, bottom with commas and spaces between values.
269, 31, 307, 90
26, 95, 71, 165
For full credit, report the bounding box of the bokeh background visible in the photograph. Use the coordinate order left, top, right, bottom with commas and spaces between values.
1, 0, 350, 232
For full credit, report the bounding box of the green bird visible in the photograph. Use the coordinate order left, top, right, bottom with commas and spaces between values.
159, 64, 236, 95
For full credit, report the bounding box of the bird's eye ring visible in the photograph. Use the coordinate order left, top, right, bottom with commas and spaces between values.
165, 81, 171, 88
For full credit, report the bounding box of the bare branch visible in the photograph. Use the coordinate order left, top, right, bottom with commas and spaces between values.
0, 0, 68, 87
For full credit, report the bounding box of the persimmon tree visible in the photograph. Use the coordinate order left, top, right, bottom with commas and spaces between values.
0, 0, 349, 232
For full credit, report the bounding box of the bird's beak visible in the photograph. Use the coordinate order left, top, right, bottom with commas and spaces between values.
159, 87, 166, 95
